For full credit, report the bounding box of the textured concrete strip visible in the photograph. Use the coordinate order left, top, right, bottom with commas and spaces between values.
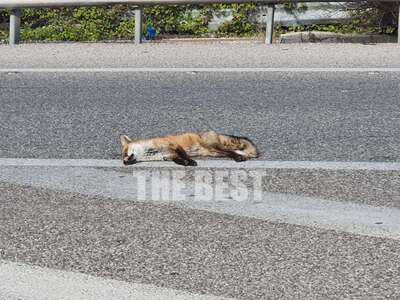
0, 260, 227, 300
0, 165, 399, 239
1, 44, 400, 69
1, 158, 400, 171
1, 67, 400, 73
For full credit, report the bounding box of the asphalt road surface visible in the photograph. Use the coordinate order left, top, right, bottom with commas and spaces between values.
1, 71, 400, 161
1, 180, 400, 299
1, 43, 400, 299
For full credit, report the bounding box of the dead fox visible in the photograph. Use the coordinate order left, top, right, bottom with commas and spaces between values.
120, 131, 258, 166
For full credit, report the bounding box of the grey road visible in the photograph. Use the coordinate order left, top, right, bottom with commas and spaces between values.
1, 181, 400, 299
1, 71, 400, 161
1, 43, 400, 299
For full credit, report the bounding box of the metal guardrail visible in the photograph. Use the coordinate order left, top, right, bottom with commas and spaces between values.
1, 0, 399, 45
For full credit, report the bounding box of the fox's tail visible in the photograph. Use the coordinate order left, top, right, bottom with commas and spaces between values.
219, 134, 259, 158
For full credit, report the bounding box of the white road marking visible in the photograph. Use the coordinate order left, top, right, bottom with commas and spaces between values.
1, 159, 399, 240
0, 260, 228, 300
1, 158, 400, 171
1, 67, 400, 73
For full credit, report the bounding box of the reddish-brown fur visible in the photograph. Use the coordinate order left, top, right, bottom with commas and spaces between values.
120, 131, 258, 166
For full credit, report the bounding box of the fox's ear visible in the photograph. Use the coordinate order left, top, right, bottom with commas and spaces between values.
120, 134, 132, 147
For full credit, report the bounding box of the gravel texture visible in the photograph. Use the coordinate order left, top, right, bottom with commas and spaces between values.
1, 182, 400, 299
0, 43, 400, 68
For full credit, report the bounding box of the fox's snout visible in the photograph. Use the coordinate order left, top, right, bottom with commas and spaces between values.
123, 154, 136, 165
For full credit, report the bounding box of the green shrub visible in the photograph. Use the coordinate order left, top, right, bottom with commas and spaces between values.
275, 20, 396, 38
0, 4, 262, 41
145, 5, 189, 34
0, 10, 8, 39
346, 1, 398, 34
216, 4, 257, 36
19, 6, 137, 41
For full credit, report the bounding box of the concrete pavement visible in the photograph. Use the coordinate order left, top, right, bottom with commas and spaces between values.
0, 260, 228, 300
1, 43, 400, 68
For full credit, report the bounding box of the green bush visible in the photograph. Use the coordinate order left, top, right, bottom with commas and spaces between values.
346, 2, 398, 34
0, 10, 8, 40
216, 4, 257, 36
0, 4, 262, 41
19, 6, 136, 41
144, 5, 210, 35
275, 20, 396, 38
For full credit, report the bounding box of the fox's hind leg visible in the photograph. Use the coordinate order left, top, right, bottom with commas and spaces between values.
166, 143, 197, 166
214, 147, 248, 162
200, 131, 247, 162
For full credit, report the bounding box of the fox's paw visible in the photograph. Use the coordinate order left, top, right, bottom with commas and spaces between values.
173, 158, 198, 166
233, 155, 247, 162
185, 159, 198, 166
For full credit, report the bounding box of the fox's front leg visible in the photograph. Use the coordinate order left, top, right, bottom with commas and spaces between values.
164, 144, 197, 166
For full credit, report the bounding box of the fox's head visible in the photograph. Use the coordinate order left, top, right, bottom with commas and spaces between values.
120, 135, 136, 165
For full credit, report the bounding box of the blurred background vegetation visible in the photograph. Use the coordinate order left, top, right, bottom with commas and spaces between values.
0, 2, 398, 42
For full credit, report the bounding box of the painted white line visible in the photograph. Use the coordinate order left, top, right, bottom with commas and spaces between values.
0, 158, 122, 168
1, 67, 400, 73
0, 260, 227, 300
0, 165, 399, 239
1, 158, 400, 171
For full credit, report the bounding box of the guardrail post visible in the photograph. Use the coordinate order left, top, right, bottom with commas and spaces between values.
265, 4, 275, 44
9, 8, 21, 45
134, 6, 143, 44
